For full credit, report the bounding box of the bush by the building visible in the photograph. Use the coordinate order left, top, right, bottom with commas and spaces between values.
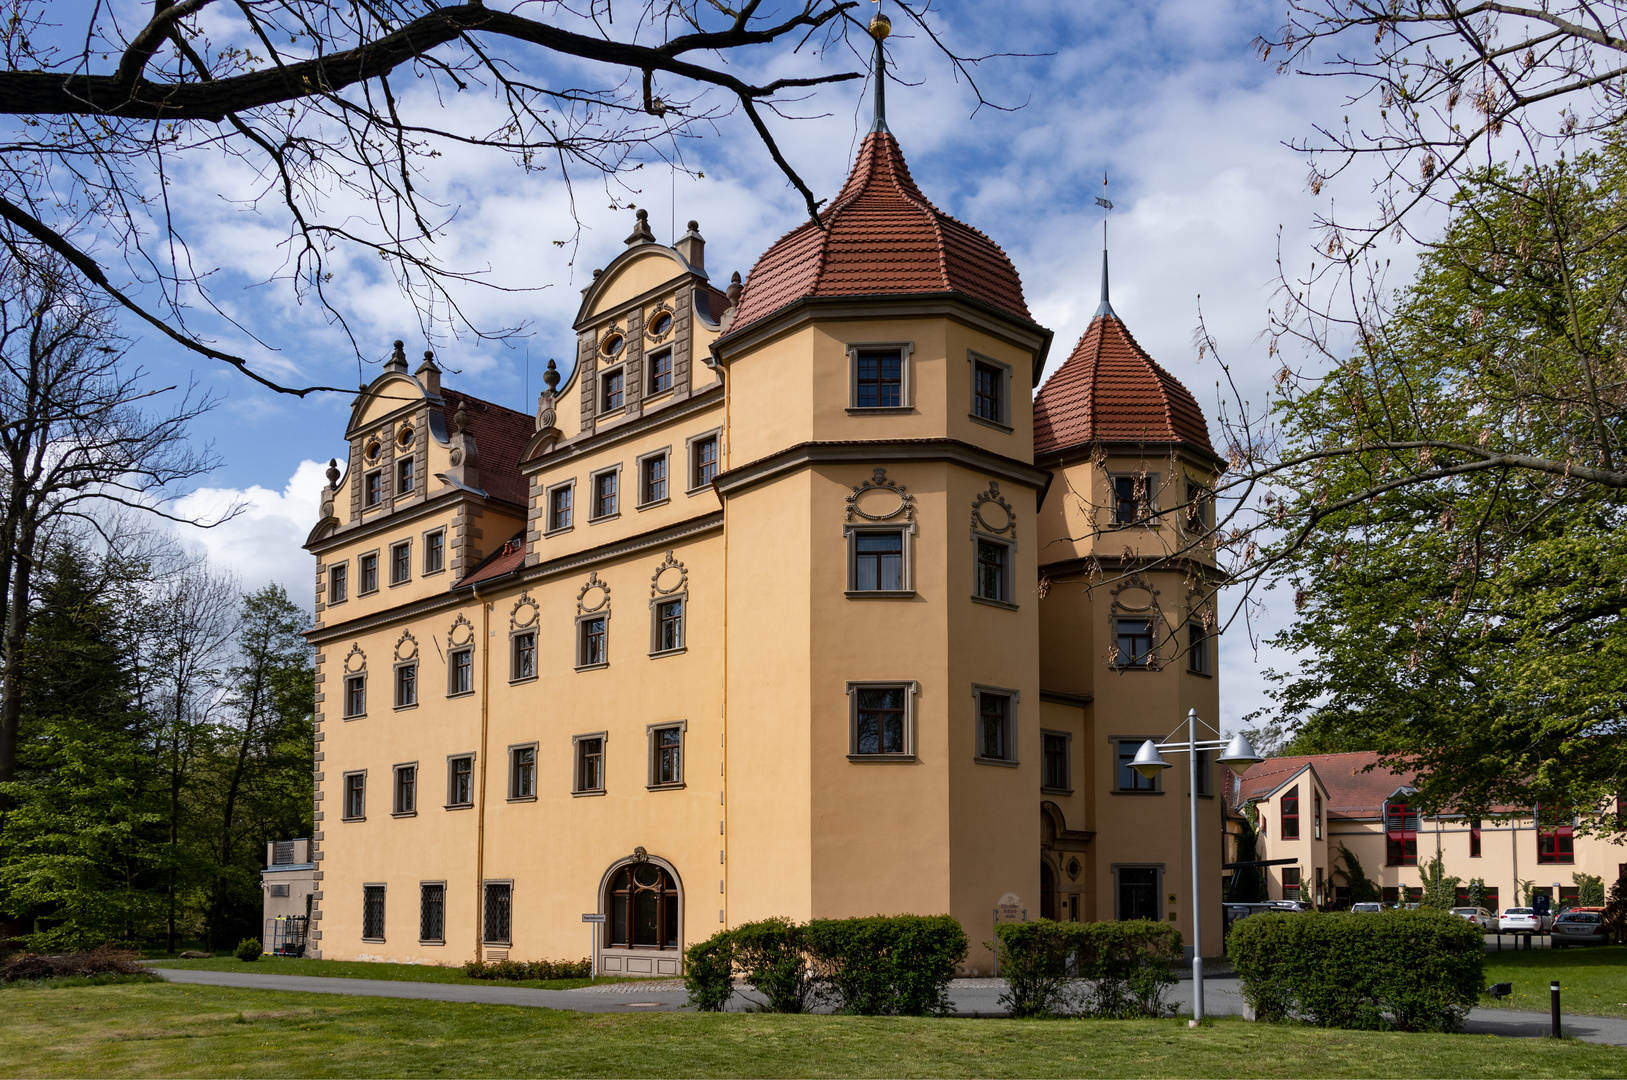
1228, 908, 1482, 1031
992, 919, 1181, 1018
461, 957, 592, 981
233, 938, 262, 962
683, 914, 967, 1015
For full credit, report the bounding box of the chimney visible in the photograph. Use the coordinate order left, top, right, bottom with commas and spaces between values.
675, 220, 705, 273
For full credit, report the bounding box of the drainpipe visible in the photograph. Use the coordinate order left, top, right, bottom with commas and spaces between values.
473, 583, 493, 963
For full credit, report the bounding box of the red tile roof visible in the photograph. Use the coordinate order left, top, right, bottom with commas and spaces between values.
724, 131, 1031, 334
1231, 752, 1412, 821
1033, 314, 1214, 457
458, 531, 528, 587
441, 388, 533, 506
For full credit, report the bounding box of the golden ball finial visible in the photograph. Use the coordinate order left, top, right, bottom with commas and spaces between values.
868, 11, 892, 40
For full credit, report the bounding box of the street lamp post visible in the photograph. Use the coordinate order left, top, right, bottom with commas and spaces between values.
1130, 710, 1263, 1024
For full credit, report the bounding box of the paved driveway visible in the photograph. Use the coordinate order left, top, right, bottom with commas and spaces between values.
149, 968, 1627, 1045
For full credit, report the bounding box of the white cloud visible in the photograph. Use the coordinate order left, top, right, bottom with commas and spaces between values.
170, 460, 328, 604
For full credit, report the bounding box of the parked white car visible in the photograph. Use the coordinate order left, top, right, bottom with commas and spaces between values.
1501, 907, 1544, 934
1350, 902, 1384, 913
1450, 906, 1499, 931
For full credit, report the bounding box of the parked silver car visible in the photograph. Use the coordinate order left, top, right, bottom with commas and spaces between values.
1500, 907, 1544, 934
1450, 906, 1500, 931
1552, 910, 1609, 947
1350, 902, 1384, 913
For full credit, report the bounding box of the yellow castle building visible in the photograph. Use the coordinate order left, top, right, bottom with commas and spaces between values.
302, 93, 1228, 974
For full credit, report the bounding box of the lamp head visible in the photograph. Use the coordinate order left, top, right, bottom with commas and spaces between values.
1129, 739, 1171, 780
1217, 732, 1265, 776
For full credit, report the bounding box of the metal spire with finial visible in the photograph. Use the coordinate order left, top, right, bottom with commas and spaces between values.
869, 2, 891, 135
1094, 172, 1116, 319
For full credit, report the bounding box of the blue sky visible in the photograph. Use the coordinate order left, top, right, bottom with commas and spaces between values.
71, 1, 1406, 729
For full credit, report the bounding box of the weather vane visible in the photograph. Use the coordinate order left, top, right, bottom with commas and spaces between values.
1094, 172, 1116, 318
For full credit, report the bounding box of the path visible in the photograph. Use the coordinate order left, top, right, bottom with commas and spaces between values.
149, 968, 1627, 1045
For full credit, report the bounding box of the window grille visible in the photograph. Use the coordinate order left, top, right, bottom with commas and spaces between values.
484, 883, 512, 945
420, 883, 445, 942
362, 885, 386, 940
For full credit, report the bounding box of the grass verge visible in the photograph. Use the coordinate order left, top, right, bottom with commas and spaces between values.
1482, 945, 1627, 1020
142, 954, 637, 992
0, 982, 1623, 1079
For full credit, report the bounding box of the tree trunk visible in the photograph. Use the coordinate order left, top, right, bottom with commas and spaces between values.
0, 517, 36, 789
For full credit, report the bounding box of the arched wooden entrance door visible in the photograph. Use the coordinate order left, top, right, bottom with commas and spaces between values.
1040, 860, 1057, 921
597, 854, 684, 977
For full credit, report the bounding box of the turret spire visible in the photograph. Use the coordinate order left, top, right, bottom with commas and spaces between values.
1094, 172, 1116, 319
869, 6, 891, 135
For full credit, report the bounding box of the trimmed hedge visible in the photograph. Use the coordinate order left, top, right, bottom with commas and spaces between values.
234, 937, 263, 962
1227, 908, 1483, 1031
806, 915, 967, 1016
461, 957, 592, 981
683, 914, 967, 1015
992, 919, 1181, 1018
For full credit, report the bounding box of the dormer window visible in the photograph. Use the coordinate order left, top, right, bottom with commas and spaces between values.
397, 457, 414, 497
647, 348, 672, 395
365, 470, 382, 507
602, 368, 624, 412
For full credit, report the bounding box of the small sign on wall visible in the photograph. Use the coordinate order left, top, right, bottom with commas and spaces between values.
582, 913, 606, 923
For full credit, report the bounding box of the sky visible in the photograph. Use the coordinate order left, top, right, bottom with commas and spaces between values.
75, 1, 1417, 732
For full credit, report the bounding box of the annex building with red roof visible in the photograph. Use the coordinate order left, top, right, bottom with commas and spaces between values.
1224, 752, 1626, 911
293, 24, 1235, 972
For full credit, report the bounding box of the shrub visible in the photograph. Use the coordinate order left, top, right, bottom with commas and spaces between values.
460, 958, 592, 981
992, 919, 1181, 1018
0, 946, 146, 983
730, 916, 814, 1013
1228, 908, 1482, 1032
805, 914, 967, 1016
683, 930, 736, 1012
234, 938, 263, 962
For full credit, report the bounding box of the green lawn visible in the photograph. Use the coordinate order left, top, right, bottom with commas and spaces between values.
0, 982, 1623, 1079
1482, 946, 1627, 1020
142, 954, 635, 991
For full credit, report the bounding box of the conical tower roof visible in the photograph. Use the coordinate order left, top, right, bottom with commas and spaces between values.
724, 131, 1031, 334
1034, 311, 1214, 457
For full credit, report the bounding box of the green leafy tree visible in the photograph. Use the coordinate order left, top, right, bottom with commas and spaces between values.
190, 584, 313, 947
1260, 140, 1627, 823
1603, 873, 1627, 944
1467, 879, 1488, 911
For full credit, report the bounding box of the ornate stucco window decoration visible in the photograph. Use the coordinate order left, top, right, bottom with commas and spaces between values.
970, 481, 1018, 610
845, 680, 919, 762
576, 572, 611, 671
647, 720, 686, 790
972, 684, 1020, 767
846, 341, 915, 415
446, 614, 476, 696
509, 593, 540, 684
392, 630, 419, 710
1109, 574, 1162, 671
341, 643, 368, 719
844, 468, 917, 599
968, 351, 1014, 432
648, 552, 688, 657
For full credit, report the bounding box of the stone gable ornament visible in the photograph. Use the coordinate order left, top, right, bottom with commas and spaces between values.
342, 643, 367, 674
447, 613, 475, 650
510, 592, 539, 630
393, 629, 418, 663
